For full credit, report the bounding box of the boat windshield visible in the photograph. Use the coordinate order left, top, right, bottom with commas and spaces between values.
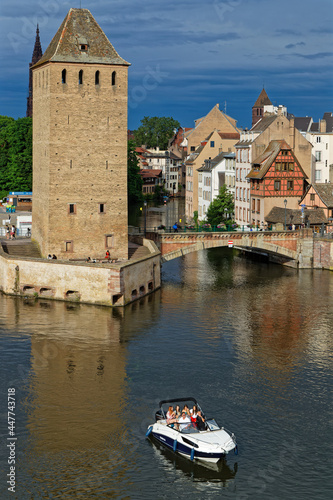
206, 419, 220, 431
180, 423, 199, 434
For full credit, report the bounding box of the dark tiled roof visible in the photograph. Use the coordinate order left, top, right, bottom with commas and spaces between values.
312, 183, 333, 207
253, 88, 272, 108
310, 122, 319, 132
294, 117, 312, 132
265, 207, 328, 224
250, 114, 277, 133
32, 8, 129, 68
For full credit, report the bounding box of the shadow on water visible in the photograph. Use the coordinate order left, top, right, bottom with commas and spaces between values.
147, 438, 238, 484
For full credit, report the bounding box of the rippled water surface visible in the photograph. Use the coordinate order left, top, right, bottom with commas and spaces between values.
0, 247, 332, 499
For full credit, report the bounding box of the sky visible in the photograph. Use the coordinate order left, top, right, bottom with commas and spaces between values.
0, 0, 332, 131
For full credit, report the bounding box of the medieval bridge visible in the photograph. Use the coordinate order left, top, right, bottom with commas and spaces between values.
146, 229, 316, 269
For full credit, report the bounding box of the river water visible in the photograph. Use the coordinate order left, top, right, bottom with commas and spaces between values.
0, 200, 332, 499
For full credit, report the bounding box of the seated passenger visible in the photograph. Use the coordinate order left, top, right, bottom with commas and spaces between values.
182, 404, 190, 416
190, 405, 198, 422
178, 410, 191, 431
174, 405, 181, 418
196, 410, 206, 431
166, 406, 175, 421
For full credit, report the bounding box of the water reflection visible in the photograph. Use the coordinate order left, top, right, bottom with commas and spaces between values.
148, 438, 238, 484
0, 243, 332, 498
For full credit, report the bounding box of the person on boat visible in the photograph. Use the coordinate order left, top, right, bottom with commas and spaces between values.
174, 405, 181, 418
166, 406, 175, 420
190, 405, 198, 423
178, 410, 191, 431
182, 404, 190, 416
196, 410, 206, 431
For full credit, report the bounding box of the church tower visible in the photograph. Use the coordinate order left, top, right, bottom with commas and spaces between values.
252, 88, 272, 127
31, 8, 130, 260
27, 25, 43, 117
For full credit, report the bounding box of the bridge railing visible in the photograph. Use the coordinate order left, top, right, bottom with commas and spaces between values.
134, 225, 272, 234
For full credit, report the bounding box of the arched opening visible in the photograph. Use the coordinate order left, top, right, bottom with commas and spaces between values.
62, 69, 66, 84
111, 71, 116, 86
79, 70, 83, 85
95, 70, 100, 85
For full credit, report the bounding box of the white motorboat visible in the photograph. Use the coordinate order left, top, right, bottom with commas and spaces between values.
146, 397, 237, 463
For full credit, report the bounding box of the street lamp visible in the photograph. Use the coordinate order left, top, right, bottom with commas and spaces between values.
144, 200, 147, 236
284, 199, 287, 230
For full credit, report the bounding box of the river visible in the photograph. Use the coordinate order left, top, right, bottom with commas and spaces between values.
0, 200, 332, 499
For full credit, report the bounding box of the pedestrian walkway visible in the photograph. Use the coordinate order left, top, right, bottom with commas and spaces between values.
1, 239, 41, 258
0, 239, 150, 262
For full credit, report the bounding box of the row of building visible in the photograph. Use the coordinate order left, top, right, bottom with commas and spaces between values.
134, 89, 333, 228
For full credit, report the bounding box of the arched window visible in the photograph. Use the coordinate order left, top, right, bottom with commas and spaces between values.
111, 71, 116, 86
62, 69, 66, 84
95, 70, 100, 85
79, 70, 83, 85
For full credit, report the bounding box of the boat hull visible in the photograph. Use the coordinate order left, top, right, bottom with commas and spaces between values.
148, 422, 236, 463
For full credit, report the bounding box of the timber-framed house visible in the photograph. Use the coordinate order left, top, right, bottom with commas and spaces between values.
247, 140, 308, 227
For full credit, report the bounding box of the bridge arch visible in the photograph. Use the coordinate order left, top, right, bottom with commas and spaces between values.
144, 230, 312, 267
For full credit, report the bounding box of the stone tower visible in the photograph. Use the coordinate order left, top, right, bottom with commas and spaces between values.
252, 88, 272, 127
31, 8, 130, 260
27, 25, 43, 117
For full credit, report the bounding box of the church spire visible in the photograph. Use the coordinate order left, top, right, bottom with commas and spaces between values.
26, 25, 43, 117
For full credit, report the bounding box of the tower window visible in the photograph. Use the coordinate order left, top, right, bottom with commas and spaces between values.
79, 70, 83, 85
111, 71, 116, 86
105, 234, 114, 248
79, 44, 88, 51
62, 69, 66, 84
99, 203, 105, 214
68, 203, 76, 214
95, 70, 100, 85
65, 241, 73, 252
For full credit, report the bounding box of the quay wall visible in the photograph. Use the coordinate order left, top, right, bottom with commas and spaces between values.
0, 239, 161, 307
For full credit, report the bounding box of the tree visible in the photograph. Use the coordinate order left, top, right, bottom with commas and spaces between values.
127, 140, 143, 204
0, 116, 32, 197
205, 185, 234, 227
134, 116, 180, 150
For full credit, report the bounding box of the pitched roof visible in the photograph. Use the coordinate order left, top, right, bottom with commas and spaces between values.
250, 114, 277, 133
247, 140, 301, 180
253, 88, 272, 108
32, 8, 129, 68
308, 183, 333, 207
265, 207, 327, 225
139, 169, 162, 179
294, 117, 312, 132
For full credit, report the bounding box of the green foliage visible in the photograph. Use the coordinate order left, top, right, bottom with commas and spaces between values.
127, 140, 143, 204
134, 116, 180, 150
152, 184, 167, 201
206, 185, 234, 227
193, 210, 199, 228
0, 115, 32, 193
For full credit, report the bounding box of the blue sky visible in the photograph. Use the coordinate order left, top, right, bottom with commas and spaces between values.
0, 0, 332, 130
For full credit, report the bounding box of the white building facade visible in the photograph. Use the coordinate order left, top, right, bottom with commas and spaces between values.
197, 152, 236, 220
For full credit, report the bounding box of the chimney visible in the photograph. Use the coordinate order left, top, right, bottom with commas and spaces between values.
319, 119, 326, 133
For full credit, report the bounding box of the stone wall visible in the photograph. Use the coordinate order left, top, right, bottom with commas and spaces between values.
32, 62, 128, 260
0, 239, 160, 307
